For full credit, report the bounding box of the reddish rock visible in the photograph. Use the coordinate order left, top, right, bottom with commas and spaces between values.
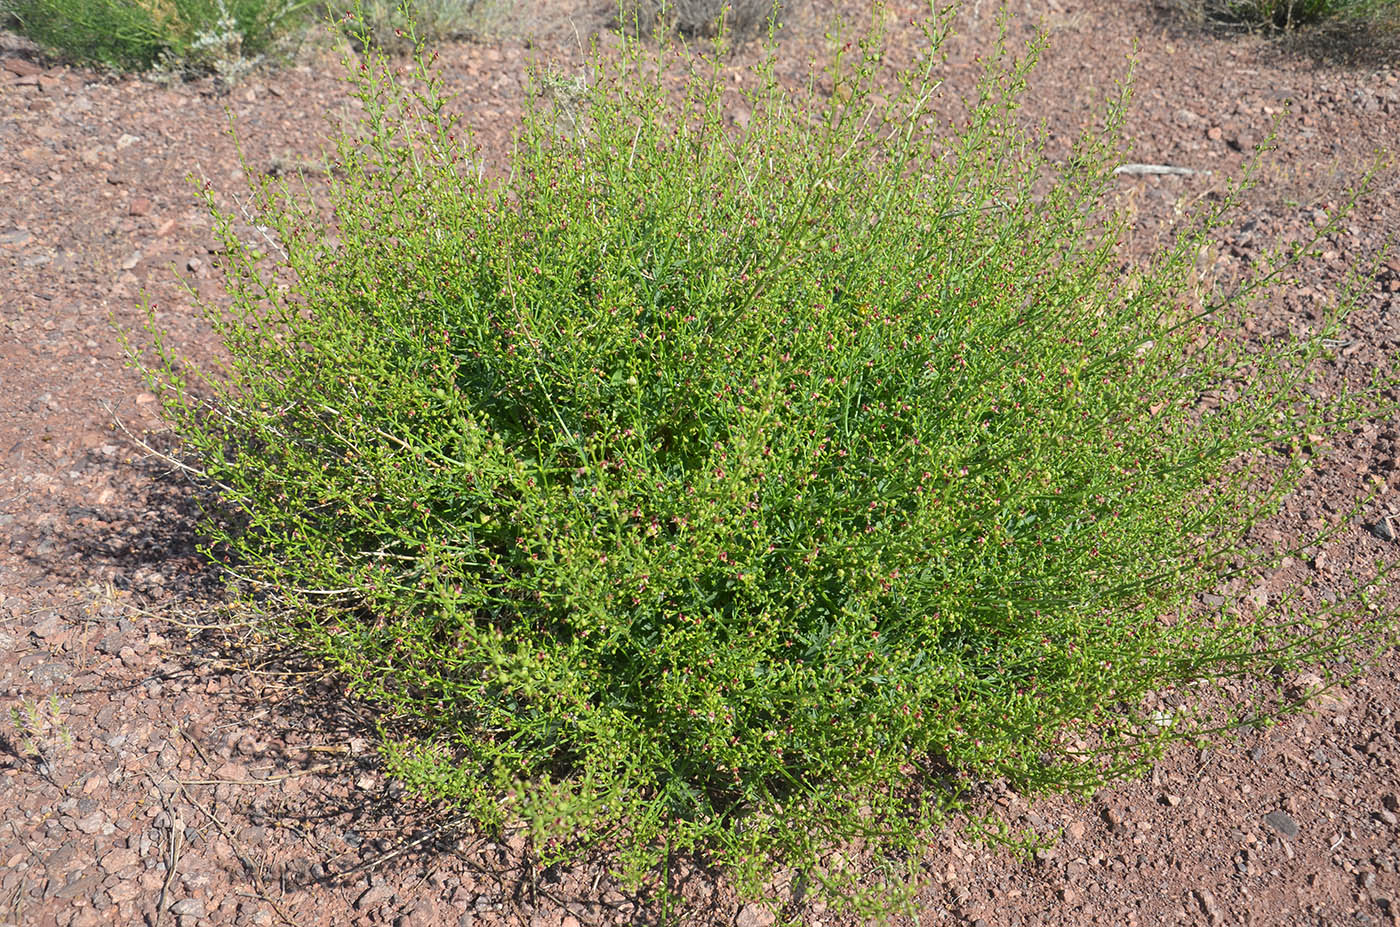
357, 883, 394, 910
2, 57, 42, 77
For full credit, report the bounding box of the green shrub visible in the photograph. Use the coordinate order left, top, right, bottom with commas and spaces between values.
6, 0, 311, 75
320, 0, 503, 51
140, 10, 1394, 916
1174, 0, 1398, 29
618, 0, 782, 38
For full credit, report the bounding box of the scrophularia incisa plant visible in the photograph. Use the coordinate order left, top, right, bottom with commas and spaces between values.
137, 3, 1397, 917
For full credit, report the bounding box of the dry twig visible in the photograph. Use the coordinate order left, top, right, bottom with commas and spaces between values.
177, 763, 336, 786
331, 816, 477, 881
151, 803, 182, 927
175, 781, 298, 927
1114, 162, 1206, 176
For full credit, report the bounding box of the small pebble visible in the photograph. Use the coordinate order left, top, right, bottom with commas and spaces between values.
1265, 810, 1299, 838
169, 898, 205, 918
357, 883, 393, 910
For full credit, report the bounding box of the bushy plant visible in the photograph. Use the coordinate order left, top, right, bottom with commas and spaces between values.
320, 0, 502, 52
7, 0, 310, 74
1172, 0, 1398, 29
140, 8, 1394, 916
619, 0, 783, 39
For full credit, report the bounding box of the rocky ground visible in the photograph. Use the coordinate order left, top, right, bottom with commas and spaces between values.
1, 1, 1399, 925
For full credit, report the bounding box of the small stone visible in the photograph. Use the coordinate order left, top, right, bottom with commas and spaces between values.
735, 903, 776, 927
397, 898, 438, 927
1292, 671, 1348, 710
1383, 792, 1400, 812
32, 614, 65, 639
1371, 517, 1397, 542
1376, 809, 1398, 827
2, 57, 42, 77
75, 811, 107, 834
181, 871, 212, 892
170, 898, 205, 918
1265, 810, 1299, 838
128, 197, 152, 217
357, 883, 394, 910
215, 761, 247, 781
1206, 126, 1223, 141
54, 873, 103, 900
1060, 887, 1079, 904
96, 631, 126, 655
1194, 888, 1223, 925
107, 880, 141, 904
33, 661, 71, 691
1066, 821, 1086, 841
100, 848, 138, 872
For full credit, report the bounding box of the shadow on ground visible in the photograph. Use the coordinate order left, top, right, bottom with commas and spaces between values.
23, 442, 738, 926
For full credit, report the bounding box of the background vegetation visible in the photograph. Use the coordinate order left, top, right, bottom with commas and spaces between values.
7, 0, 1390, 78
1168, 0, 1400, 30
618, 0, 783, 37
0, 0, 503, 76
3, 0, 311, 75
320, 0, 503, 52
